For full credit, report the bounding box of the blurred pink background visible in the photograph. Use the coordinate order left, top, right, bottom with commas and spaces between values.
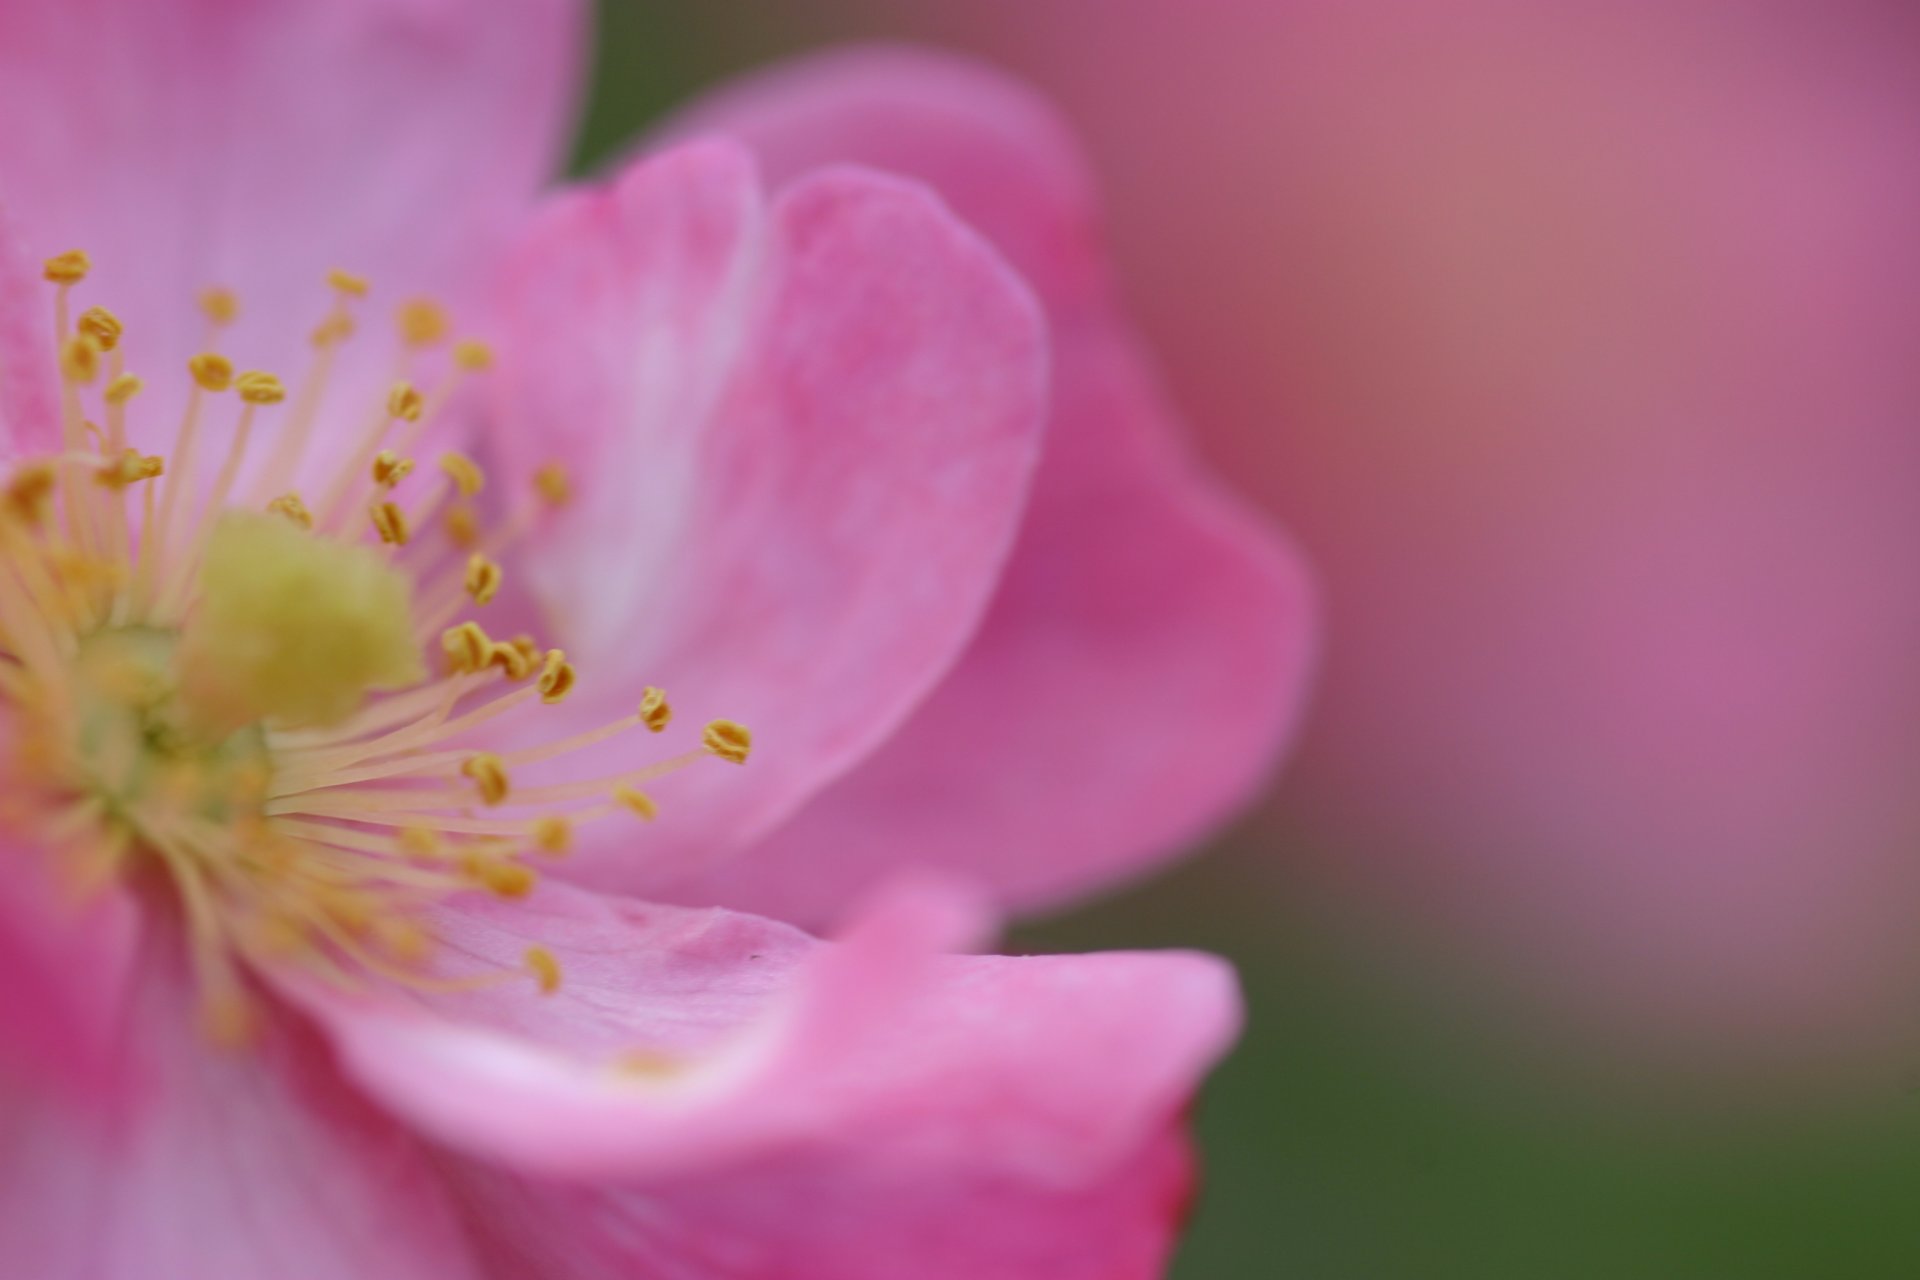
764, 0, 1920, 1076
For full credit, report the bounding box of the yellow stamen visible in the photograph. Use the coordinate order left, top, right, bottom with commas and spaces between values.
104, 373, 142, 405
234, 371, 287, 406
525, 945, 561, 994
266, 493, 313, 529
397, 299, 450, 347
444, 504, 481, 549
188, 352, 235, 393
199, 287, 240, 328
461, 752, 509, 805
439, 452, 485, 498
369, 500, 409, 546
614, 787, 659, 821
536, 649, 574, 704
463, 553, 502, 606
702, 719, 752, 764
43, 250, 90, 284
371, 451, 414, 488
60, 336, 101, 384
530, 815, 572, 855
533, 463, 571, 507
77, 306, 122, 351
452, 339, 494, 371
638, 686, 671, 733
327, 268, 370, 298
386, 382, 424, 423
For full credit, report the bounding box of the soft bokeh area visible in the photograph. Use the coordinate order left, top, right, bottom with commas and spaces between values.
587, 3, 1920, 1274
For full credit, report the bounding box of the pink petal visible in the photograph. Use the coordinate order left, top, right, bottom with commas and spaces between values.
0, 0, 584, 469
0, 924, 481, 1280
0, 207, 58, 455
0, 830, 140, 1103
484, 139, 1048, 882
650, 47, 1317, 921
279, 877, 1238, 1189
436, 1123, 1197, 1280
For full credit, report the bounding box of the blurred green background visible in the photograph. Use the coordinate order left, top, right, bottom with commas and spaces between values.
574, 6, 1920, 1276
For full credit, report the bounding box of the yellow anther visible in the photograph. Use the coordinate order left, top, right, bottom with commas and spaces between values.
104, 373, 143, 405
463, 552, 502, 606
77, 306, 122, 351
441, 621, 491, 674
95, 449, 154, 490
189, 352, 235, 392
638, 686, 671, 733
533, 462, 571, 507
452, 339, 494, 371
387, 382, 424, 422
43, 249, 90, 284
510, 634, 540, 664
327, 268, 370, 298
703, 719, 752, 765
199, 287, 240, 328
371, 450, 414, 488
5, 463, 57, 524
438, 451, 485, 498
480, 860, 537, 899
266, 493, 313, 529
530, 816, 573, 856
369, 500, 410, 546
397, 298, 450, 347
311, 312, 356, 348
235, 371, 287, 405
525, 946, 562, 994
60, 335, 102, 384
487, 640, 534, 681
537, 649, 575, 704
614, 786, 659, 821
398, 826, 443, 861
444, 504, 481, 549
137, 455, 165, 480
461, 753, 510, 805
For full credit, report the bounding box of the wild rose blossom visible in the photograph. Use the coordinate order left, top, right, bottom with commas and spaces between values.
0, 4, 1311, 1276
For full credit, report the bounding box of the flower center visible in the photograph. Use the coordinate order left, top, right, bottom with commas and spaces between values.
6, 250, 750, 1044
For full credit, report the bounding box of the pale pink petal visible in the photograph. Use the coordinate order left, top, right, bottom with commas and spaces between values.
651, 47, 1316, 921
485, 139, 1047, 882
0, 924, 482, 1280
436, 1123, 1196, 1280
0, 831, 140, 1102
279, 877, 1237, 1188
0, 0, 585, 468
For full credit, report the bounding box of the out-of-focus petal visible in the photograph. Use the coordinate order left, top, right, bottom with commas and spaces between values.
438, 1124, 1197, 1280
0, 925, 482, 1280
650, 47, 1316, 921
485, 139, 1047, 882
0, 0, 586, 463
280, 876, 1237, 1189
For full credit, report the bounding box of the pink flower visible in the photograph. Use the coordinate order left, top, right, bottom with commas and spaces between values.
0, 4, 1309, 1276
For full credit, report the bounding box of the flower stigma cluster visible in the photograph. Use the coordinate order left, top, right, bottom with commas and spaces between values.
5, 250, 751, 1043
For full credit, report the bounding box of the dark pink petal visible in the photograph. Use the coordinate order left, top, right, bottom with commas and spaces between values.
0, 925, 482, 1280
486, 139, 1047, 882
651, 47, 1317, 921
437, 1124, 1197, 1280
279, 877, 1237, 1188
0, 832, 140, 1103
0, 0, 585, 446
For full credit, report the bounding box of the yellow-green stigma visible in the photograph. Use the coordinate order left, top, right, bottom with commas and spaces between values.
3, 250, 753, 1044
